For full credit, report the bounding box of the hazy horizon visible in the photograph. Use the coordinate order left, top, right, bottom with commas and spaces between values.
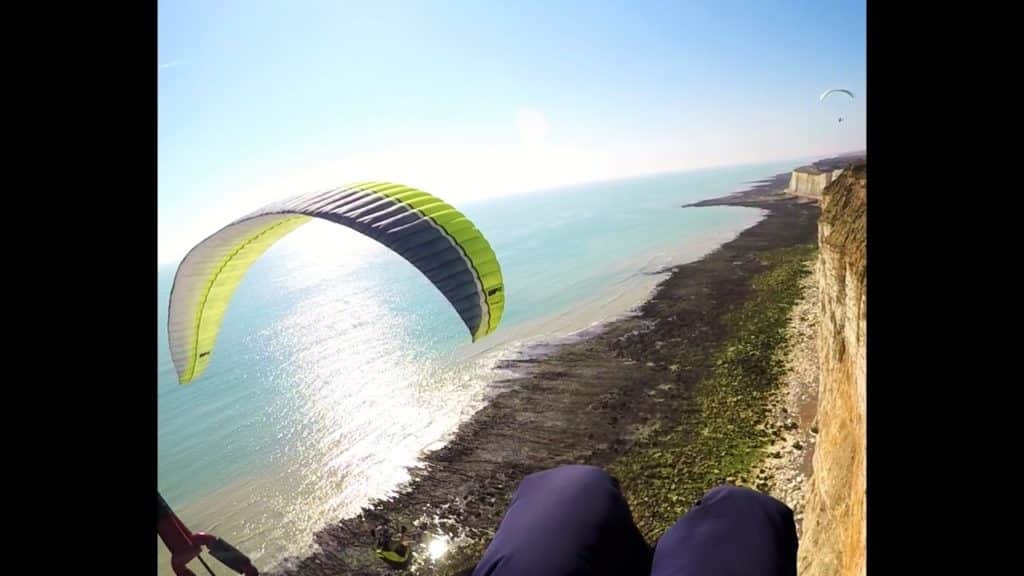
155, 149, 863, 266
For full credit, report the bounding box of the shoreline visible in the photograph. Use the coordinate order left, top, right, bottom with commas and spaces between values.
274, 171, 821, 576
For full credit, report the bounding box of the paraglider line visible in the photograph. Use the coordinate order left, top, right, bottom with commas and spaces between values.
197, 554, 217, 576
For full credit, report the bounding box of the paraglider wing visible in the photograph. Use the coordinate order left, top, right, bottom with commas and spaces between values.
168, 182, 505, 384
819, 88, 855, 102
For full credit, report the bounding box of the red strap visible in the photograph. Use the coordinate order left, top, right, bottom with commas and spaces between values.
158, 494, 258, 575
158, 493, 202, 576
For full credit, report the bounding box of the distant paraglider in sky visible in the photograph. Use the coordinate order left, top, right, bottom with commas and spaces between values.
819, 88, 854, 102
820, 89, 854, 123
167, 182, 505, 384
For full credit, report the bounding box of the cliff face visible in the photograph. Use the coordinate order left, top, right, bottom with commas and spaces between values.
798, 163, 866, 576
787, 168, 845, 198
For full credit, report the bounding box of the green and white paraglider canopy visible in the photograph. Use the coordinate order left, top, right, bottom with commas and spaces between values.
167, 181, 505, 384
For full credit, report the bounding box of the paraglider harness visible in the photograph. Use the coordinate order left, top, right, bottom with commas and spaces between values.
372, 523, 411, 568
158, 491, 259, 576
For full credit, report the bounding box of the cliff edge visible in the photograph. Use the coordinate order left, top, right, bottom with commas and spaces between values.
798, 162, 867, 576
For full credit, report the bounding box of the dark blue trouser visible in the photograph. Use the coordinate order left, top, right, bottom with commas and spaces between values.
472, 465, 797, 576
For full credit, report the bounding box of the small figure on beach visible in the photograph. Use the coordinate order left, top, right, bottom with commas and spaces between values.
372, 523, 412, 568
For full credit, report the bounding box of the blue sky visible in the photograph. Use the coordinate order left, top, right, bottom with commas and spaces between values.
159, 0, 865, 263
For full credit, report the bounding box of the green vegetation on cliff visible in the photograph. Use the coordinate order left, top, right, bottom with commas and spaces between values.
611, 243, 817, 538
406, 235, 821, 575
